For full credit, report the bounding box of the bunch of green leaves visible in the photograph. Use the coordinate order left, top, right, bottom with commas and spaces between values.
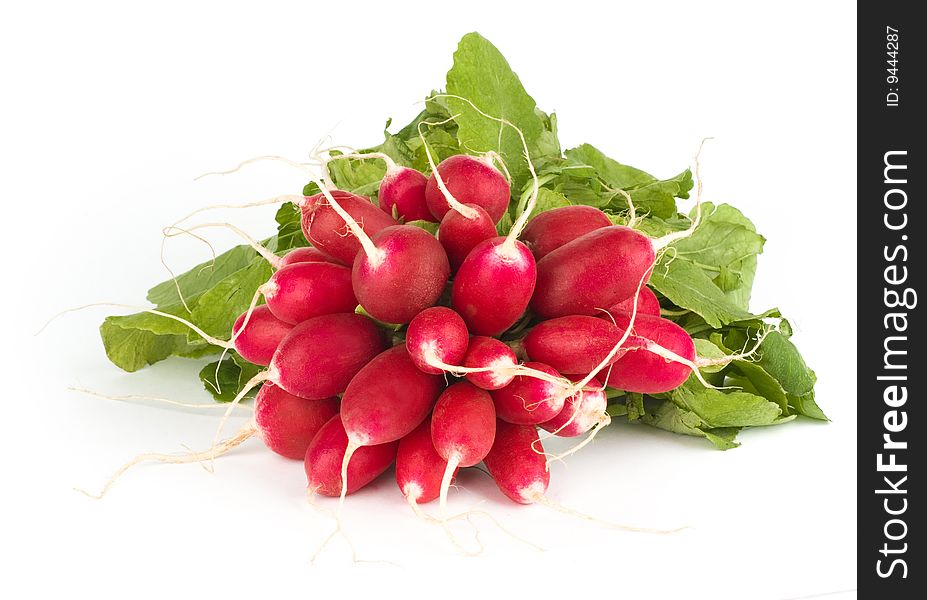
99, 32, 822, 446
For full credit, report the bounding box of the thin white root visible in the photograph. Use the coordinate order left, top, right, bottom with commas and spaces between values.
306, 488, 360, 565
194, 155, 319, 181
427, 93, 539, 244
694, 328, 771, 367
77, 423, 257, 500
640, 340, 731, 390
651, 137, 712, 251
67, 386, 253, 411
418, 117, 480, 220
543, 415, 611, 468
36, 302, 231, 349
616, 188, 637, 228
438, 455, 461, 518
324, 151, 398, 174
424, 353, 572, 389
338, 442, 360, 513
210, 370, 272, 462
170, 193, 308, 227
163, 222, 284, 269
530, 493, 688, 535
159, 226, 218, 313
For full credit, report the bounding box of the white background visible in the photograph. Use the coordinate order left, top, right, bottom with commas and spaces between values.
1, 2, 856, 599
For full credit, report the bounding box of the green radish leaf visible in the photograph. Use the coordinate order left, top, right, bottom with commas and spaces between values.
189, 257, 273, 340
99, 304, 218, 373
754, 331, 817, 397
649, 203, 765, 327
406, 220, 439, 235
524, 188, 572, 221
274, 202, 309, 253
445, 32, 545, 195
146, 244, 260, 308
639, 399, 741, 450
788, 390, 829, 421
650, 258, 753, 328
670, 377, 782, 428
199, 353, 265, 403
565, 144, 657, 189
563, 144, 691, 218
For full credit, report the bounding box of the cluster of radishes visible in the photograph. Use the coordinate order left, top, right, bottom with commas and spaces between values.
195, 142, 710, 515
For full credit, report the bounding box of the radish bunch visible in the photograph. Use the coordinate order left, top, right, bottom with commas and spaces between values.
80, 33, 820, 553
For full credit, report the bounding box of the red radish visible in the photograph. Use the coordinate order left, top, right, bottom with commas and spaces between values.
602, 313, 697, 394
521, 205, 612, 260
406, 307, 469, 375
300, 190, 397, 265
539, 376, 608, 438
396, 420, 455, 505
351, 224, 450, 324
379, 166, 432, 222
461, 336, 519, 390
431, 382, 496, 512
483, 420, 549, 505
261, 261, 358, 325
523, 315, 629, 374
305, 415, 399, 497
425, 154, 510, 223
254, 384, 339, 459
491, 362, 566, 425
338, 345, 444, 503
278, 246, 330, 267
451, 236, 536, 336
608, 285, 661, 317
437, 203, 497, 271
231, 305, 293, 366
270, 313, 385, 400
531, 226, 656, 319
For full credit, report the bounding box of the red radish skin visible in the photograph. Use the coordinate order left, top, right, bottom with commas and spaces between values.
301, 190, 397, 265
437, 203, 498, 272
406, 307, 469, 375
483, 420, 550, 505
379, 167, 434, 223
254, 384, 339, 460
531, 226, 656, 319
396, 420, 455, 505
269, 313, 385, 400
231, 305, 293, 366
609, 285, 661, 317
277, 246, 330, 267
451, 237, 537, 336
305, 415, 399, 497
523, 315, 629, 375
431, 383, 496, 467
352, 225, 451, 324
603, 313, 697, 394
540, 377, 607, 438
491, 362, 565, 425
262, 261, 358, 325
462, 336, 519, 390
425, 154, 510, 223
340, 345, 444, 447
431, 382, 496, 513
521, 205, 612, 260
